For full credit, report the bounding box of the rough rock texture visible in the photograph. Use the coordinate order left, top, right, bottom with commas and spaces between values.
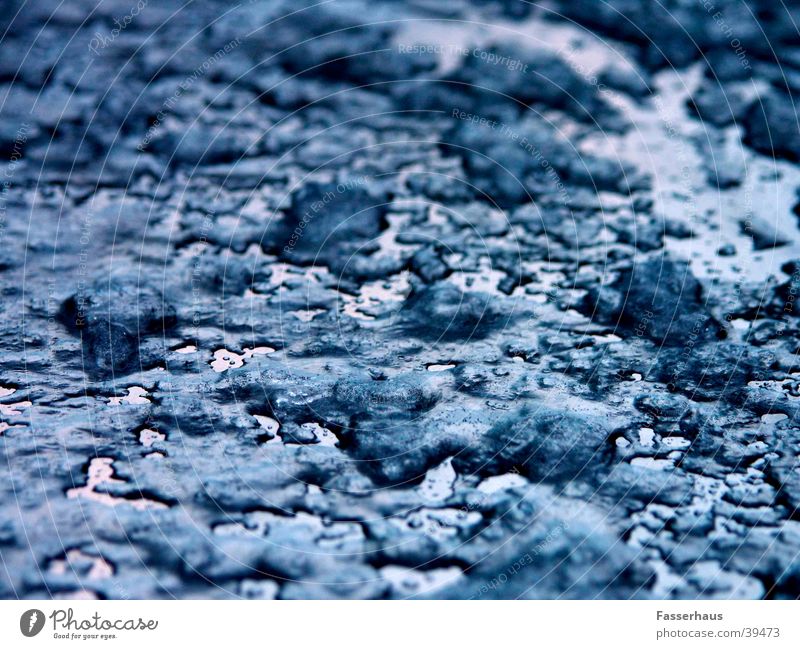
1, 0, 800, 600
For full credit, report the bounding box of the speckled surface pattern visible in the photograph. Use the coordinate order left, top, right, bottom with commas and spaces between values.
2, 0, 800, 599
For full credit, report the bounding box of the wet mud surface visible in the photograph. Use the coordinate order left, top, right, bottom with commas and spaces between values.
2, 0, 800, 599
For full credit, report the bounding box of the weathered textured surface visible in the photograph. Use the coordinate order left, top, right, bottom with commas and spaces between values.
1, 0, 800, 599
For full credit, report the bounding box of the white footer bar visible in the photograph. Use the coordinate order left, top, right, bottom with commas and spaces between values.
1, 600, 796, 647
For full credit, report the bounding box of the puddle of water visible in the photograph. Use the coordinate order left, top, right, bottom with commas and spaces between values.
0, 400, 31, 416
301, 422, 339, 446
662, 436, 691, 450
214, 511, 364, 552
341, 271, 411, 321
630, 457, 675, 470
579, 61, 800, 285
374, 212, 420, 258
419, 457, 456, 501
448, 257, 507, 294
109, 386, 150, 405
749, 378, 800, 400
638, 427, 656, 447
426, 363, 456, 372
290, 422, 338, 447
211, 346, 276, 372
0, 385, 17, 398
0, 422, 21, 435
380, 565, 462, 598
254, 415, 281, 441
259, 262, 325, 293
389, 507, 481, 541
590, 333, 623, 344
649, 557, 687, 598
67, 458, 167, 510
477, 472, 528, 494
139, 428, 165, 448
48, 550, 114, 580
292, 308, 326, 322
685, 560, 765, 599
253, 415, 282, 445
239, 579, 279, 600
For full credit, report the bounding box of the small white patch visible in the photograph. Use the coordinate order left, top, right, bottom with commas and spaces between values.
211, 346, 276, 372
427, 363, 456, 372
420, 458, 456, 501
631, 457, 674, 470
254, 415, 280, 435
254, 415, 282, 445
449, 257, 506, 293
290, 422, 337, 447
662, 436, 690, 449
67, 458, 167, 510
389, 508, 481, 541
211, 349, 244, 372
0, 400, 31, 416
380, 565, 462, 598
246, 346, 275, 357
341, 272, 411, 320
0, 385, 16, 398
292, 309, 326, 322
648, 558, 686, 598
239, 579, 280, 600
48, 550, 114, 580
477, 472, 528, 494
638, 427, 655, 447
139, 428, 165, 448
214, 511, 363, 552
109, 387, 150, 406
